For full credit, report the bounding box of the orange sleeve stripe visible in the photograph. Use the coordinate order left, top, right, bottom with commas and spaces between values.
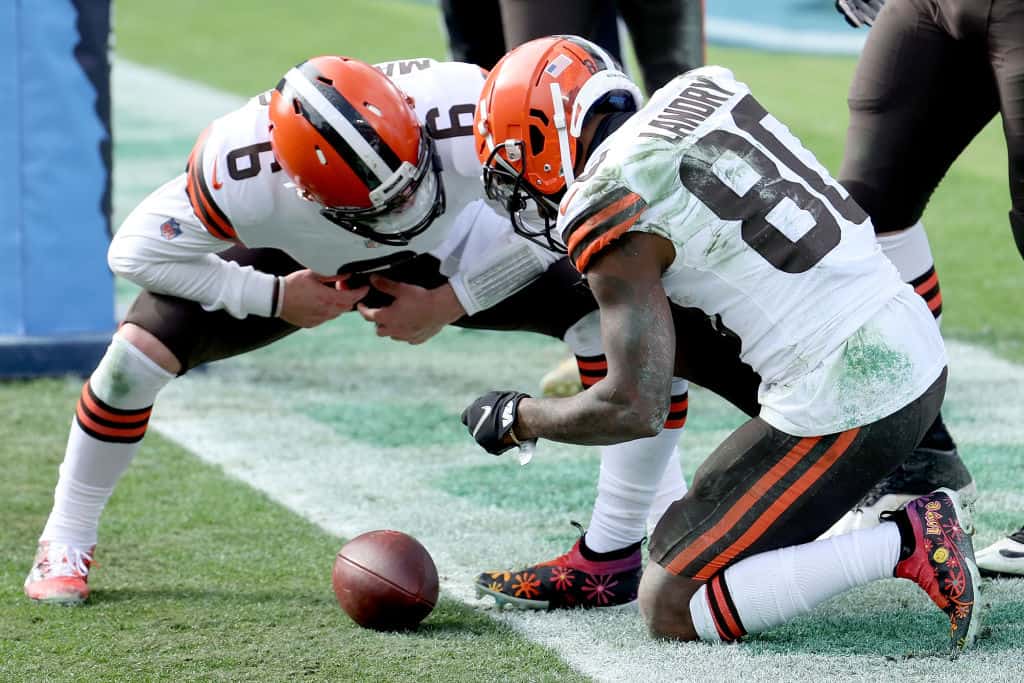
691, 428, 860, 581
185, 129, 237, 241
565, 192, 643, 257
663, 417, 687, 429
80, 384, 152, 424
913, 272, 939, 296
581, 376, 602, 388
76, 404, 149, 439
669, 397, 689, 412
188, 161, 236, 240
665, 436, 821, 575
573, 211, 645, 272
576, 359, 608, 372
927, 292, 943, 311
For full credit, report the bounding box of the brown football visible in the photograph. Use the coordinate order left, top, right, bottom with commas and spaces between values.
332, 530, 439, 631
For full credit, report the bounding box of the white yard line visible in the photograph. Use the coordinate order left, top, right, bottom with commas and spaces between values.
116, 60, 1023, 683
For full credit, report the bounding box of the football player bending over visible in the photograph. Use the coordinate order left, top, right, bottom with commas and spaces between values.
464, 36, 981, 655
26, 54, 758, 611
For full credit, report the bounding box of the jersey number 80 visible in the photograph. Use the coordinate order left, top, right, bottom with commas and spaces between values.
678, 95, 867, 273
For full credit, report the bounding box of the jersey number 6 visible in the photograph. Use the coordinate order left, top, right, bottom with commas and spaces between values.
678, 95, 867, 273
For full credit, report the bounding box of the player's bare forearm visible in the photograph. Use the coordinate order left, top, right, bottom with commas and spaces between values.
515, 234, 675, 445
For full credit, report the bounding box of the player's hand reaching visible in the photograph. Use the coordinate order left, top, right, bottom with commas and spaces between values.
357, 276, 465, 345
835, 0, 884, 27
461, 390, 531, 455
278, 270, 369, 328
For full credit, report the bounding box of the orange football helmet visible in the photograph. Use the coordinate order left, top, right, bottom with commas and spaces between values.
269, 56, 445, 245
474, 36, 642, 249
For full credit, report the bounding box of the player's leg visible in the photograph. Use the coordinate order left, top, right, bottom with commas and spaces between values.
462, 271, 764, 609
616, 0, 705, 93
439, 0, 506, 70
640, 371, 980, 655
25, 245, 301, 605
830, 0, 998, 534
973, 0, 1024, 576
433, 256, 682, 608
498, 0, 607, 53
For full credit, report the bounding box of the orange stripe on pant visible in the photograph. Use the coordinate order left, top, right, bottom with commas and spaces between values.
691, 428, 860, 581
665, 436, 821, 575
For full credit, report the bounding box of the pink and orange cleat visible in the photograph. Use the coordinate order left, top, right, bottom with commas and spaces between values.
24, 541, 95, 606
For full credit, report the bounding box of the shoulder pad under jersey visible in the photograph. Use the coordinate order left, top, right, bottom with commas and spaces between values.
377, 59, 487, 178
184, 97, 279, 239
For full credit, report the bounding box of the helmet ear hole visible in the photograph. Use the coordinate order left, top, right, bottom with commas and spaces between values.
314, 146, 328, 165
292, 99, 303, 116
529, 125, 546, 156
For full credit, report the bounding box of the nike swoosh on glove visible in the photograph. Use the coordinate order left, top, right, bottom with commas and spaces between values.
835, 0, 885, 28
461, 390, 531, 455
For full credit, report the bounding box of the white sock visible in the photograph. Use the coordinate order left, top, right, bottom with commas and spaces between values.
587, 426, 684, 552
876, 221, 943, 324
41, 335, 174, 547
564, 315, 691, 553
690, 522, 901, 641
648, 449, 688, 536
587, 379, 689, 553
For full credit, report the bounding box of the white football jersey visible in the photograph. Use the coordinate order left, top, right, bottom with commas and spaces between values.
184, 59, 485, 274
558, 67, 946, 435
111, 59, 552, 319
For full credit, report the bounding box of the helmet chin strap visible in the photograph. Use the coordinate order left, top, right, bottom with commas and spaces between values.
549, 82, 575, 188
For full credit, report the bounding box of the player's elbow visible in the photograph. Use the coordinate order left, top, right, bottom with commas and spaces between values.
107, 238, 141, 281
107, 232, 161, 286
633, 402, 668, 439
606, 394, 666, 440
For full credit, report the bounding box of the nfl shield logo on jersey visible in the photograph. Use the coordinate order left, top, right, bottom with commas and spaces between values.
160, 218, 182, 240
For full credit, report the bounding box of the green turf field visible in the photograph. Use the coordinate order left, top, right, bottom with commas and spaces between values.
3, 1, 1022, 681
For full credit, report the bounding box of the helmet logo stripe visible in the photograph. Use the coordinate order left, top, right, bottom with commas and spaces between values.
282, 67, 395, 190
298, 62, 404, 173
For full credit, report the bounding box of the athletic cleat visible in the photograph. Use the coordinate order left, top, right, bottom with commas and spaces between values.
821, 417, 976, 538
539, 356, 583, 398
882, 488, 981, 658
475, 533, 641, 610
24, 541, 95, 605
976, 525, 1024, 578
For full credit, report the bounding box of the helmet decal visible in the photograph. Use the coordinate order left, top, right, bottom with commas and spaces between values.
278, 63, 400, 192
269, 55, 445, 245
473, 36, 642, 252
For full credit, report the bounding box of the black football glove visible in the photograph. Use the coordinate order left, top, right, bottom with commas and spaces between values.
461, 390, 530, 455
835, 0, 884, 28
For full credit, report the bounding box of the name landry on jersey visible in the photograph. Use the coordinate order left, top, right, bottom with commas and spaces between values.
640, 76, 736, 144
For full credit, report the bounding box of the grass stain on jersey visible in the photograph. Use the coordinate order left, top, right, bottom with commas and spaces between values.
623, 143, 681, 205
835, 325, 913, 428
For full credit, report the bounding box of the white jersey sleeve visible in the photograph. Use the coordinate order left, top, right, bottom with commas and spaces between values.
107, 93, 281, 319
381, 59, 556, 314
